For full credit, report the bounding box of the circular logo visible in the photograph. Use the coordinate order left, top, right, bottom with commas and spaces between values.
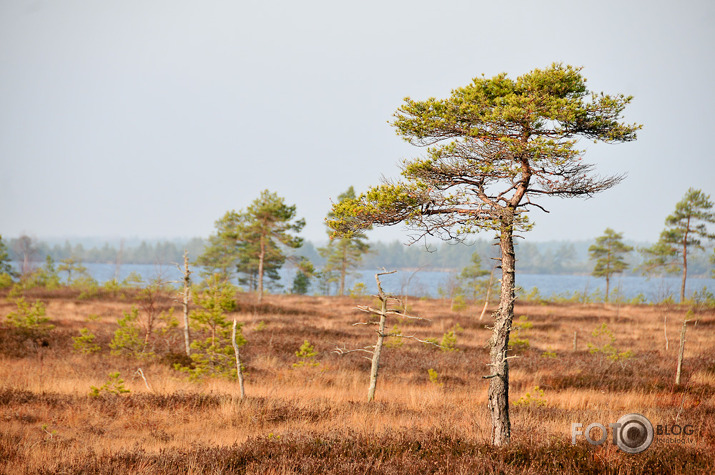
615, 413, 654, 454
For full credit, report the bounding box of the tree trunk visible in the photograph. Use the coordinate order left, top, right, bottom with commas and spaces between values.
181, 250, 191, 356
605, 275, 610, 303
257, 235, 265, 304
339, 246, 347, 297
680, 236, 688, 303
367, 286, 387, 402
675, 318, 688, 385
232, 319, 246, 399
488, 220, 515, 446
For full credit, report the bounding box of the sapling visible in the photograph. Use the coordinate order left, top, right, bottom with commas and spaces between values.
73, 328, 101, 354
89, 372, 130, 397
6, 297, 52, 339
293, 340, 319, 368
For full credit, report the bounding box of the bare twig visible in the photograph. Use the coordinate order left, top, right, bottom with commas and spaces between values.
135, 368, 152, 392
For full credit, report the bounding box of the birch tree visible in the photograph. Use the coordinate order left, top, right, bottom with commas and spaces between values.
328, 63, 640, 445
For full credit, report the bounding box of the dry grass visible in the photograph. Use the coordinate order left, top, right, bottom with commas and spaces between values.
0, 290, 714, 474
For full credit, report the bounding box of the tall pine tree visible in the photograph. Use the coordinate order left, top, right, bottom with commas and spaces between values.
329, 64, 639, 445
198, 190, 305, 302
642, 188, 715, 301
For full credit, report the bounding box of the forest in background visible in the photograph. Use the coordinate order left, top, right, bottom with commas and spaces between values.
4, 235, 714, 277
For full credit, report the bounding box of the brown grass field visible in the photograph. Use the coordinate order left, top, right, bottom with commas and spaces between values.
0, 287, 714, 474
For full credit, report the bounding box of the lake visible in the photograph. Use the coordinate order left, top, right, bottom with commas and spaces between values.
79, 263, 714, 303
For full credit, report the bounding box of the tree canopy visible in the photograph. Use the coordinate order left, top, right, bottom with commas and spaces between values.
329, 63, 639, 239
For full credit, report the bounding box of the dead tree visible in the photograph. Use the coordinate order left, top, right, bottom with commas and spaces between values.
177, 250, 192, 356
675, 317, 690, 385
232, 319, 246, 399
478, 266, 496, 321
334, 270, 436, 402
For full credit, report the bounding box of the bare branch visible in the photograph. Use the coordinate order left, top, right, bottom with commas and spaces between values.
333, 345, 374, 356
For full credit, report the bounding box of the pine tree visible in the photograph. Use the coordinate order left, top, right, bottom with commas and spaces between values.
236, 190, 305, 302
588, 228, 633, 301
318, 186, 370, 296
0, 235, 18, 280
456, 251, 490, 301
328, 64, 640, 446
197, 190, 305, 302
641, 188, 715, 301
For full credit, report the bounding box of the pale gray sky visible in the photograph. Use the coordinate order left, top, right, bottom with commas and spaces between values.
1, 0, 714, 244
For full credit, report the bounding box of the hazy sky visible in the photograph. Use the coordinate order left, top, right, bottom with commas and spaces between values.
1, 0, 714, 245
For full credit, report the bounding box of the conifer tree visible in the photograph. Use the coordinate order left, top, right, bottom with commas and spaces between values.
641, 188, 715, 301
197, 190, 305, 302
0, 235, 18, 279
318, 186, 370, 296
588, 228, 633, 301
328, 64, 639, 446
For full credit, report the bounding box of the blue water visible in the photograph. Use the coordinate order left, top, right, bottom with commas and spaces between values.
76, 263, 714, 303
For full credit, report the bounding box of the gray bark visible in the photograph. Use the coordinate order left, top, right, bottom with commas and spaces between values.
367, 273, 390, 402
675, 319, 688, 385
232, 319, 246, 399
487, 221, 515, 446
181, 250, 191, 356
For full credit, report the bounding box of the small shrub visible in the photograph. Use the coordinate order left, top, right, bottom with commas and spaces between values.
89, 372, 130, 397
110, 307, 145, 357
587, 322, 634, 362
426, 324, 463, 352
686, 286, 715, 309
293, 340, 319, 368
509, 315, 531, 350
427, 368, 442, 387
440, 324, 463, 351
523, 287, 543, 303
451, 294, 467, 312
513, 385, 546, 407
21, 256, 61, 290
349, 282, 368, 298
73, 328, 101, 354
541, 349, 557, 358
0, 273, 14, 289
6, 297, 53, 338
384, 324, 404, 348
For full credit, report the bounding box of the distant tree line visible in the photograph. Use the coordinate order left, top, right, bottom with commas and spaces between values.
4, 237, 206, 267
3, 234, 713, 277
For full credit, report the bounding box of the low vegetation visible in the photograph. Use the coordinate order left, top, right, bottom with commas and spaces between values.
0, 286, 713, 474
